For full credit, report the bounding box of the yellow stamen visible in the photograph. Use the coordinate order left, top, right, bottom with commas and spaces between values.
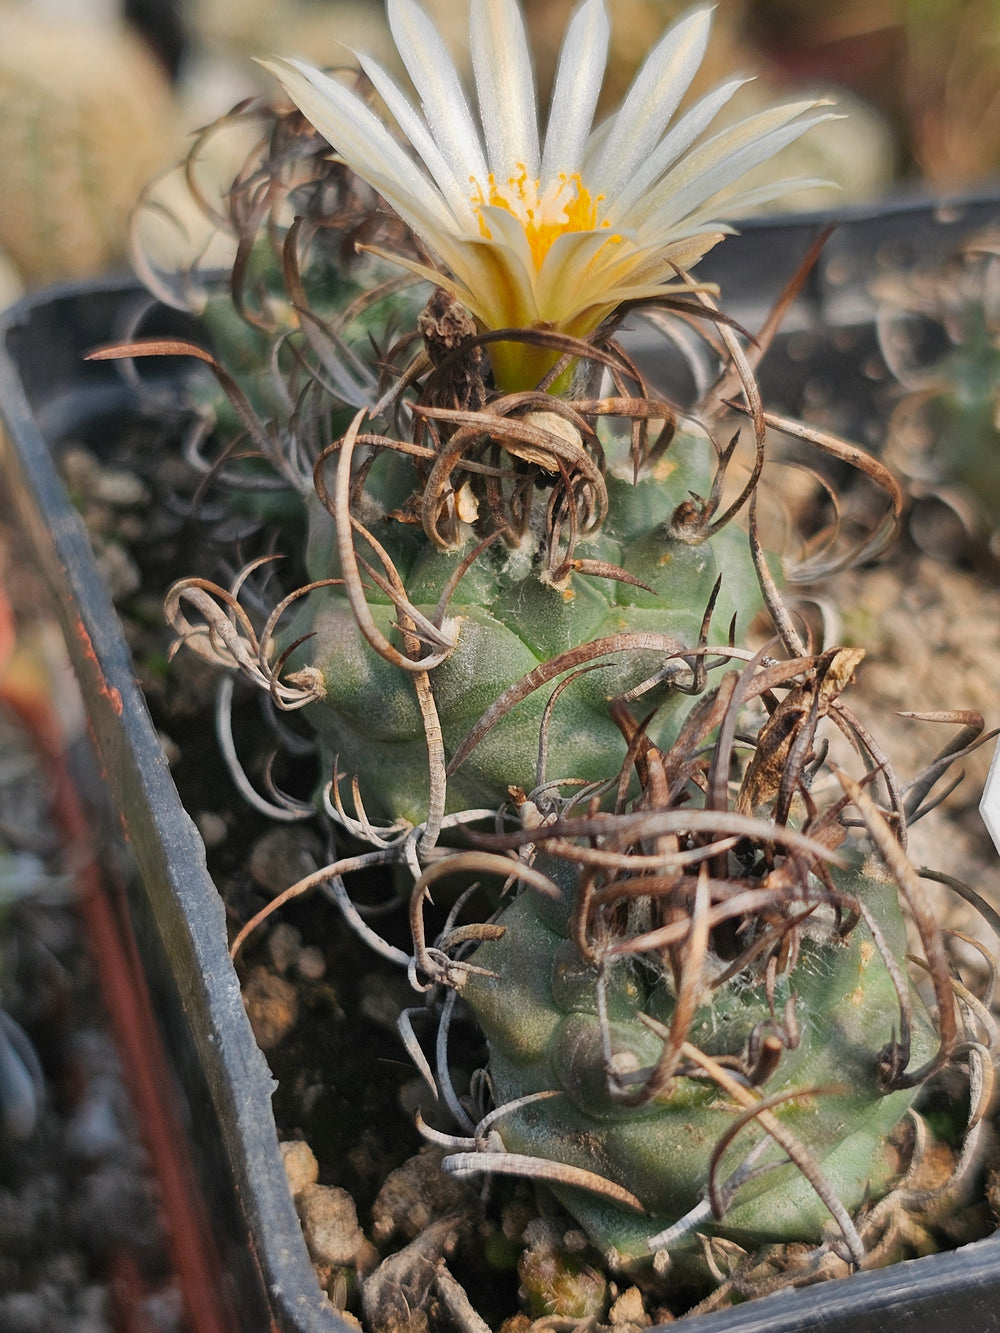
470, 168, 611, 269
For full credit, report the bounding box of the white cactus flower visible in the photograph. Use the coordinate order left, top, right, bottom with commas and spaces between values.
261, 0, 832, 390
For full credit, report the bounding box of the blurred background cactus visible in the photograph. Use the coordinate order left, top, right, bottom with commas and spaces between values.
875, 229, 1000, 561
0, 0, 180, 299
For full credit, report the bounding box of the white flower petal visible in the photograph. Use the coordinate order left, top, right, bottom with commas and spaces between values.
587, 4, 713, 197
641, 105, 838, 231
257, 57, 454, 239
457, 246, 540, 330
606, 76, 748, 226
387, 0, 487, 184
367, 233, 536, 333
354, 50, 480, 231
471, 0, 539, 180
533, 227, 624, 321
473, 205, 539, 310
265, 2, 837, 390
582, 113, 613, 165
536, 225, 725, 330
540, 0, 610, 179
573, 273, 710, 309
633, 99, 830, 223
567, 231, 710, 295
680, 175, 835, 227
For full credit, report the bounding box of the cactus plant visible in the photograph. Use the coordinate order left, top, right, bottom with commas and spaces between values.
876, 227, 1000, 557
94, 0, 996, 1318
0, 7, 179, 285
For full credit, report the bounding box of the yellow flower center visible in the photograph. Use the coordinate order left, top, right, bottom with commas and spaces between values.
471, 168, 610, 269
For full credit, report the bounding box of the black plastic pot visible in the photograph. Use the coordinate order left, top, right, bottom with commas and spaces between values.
2, 193, 1000, 1333
0, 281, 348, 1333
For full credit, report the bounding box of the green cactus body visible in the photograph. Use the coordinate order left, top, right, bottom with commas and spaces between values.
928, 320, 1000, 515
288, 421, 761, 823
457, 858, 934, 1260
150, 167, 962, 1283
137, 73, 980, 1299
878, 235, 1000, 542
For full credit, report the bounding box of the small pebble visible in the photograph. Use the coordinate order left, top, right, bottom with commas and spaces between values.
297, 946, 326, 981
60, 447, 150, 509
281, 1139, 319, 1197
0, 1289, 47, 1332
73, 1282, 107, 1320
358, 970, 411, 1032
609, 1285, 649, 1328
297, 1184, 364, 1268
299, 1081, 326, 1117
139, 1283, 185, 1331
94, 538, 142, 603
249, 828, 322, 896
65, 1091, 124, 1163
91, 469, 150, 508
371, 1146, 471, 1244
268, 923, 302, 975
44, 1251, 85, 1289
242, 967, 298, 1050
500, 1198, 536, 1244
157, 731, 181, 767
499, 1315, 531, 1333
194, 812, 228, 849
